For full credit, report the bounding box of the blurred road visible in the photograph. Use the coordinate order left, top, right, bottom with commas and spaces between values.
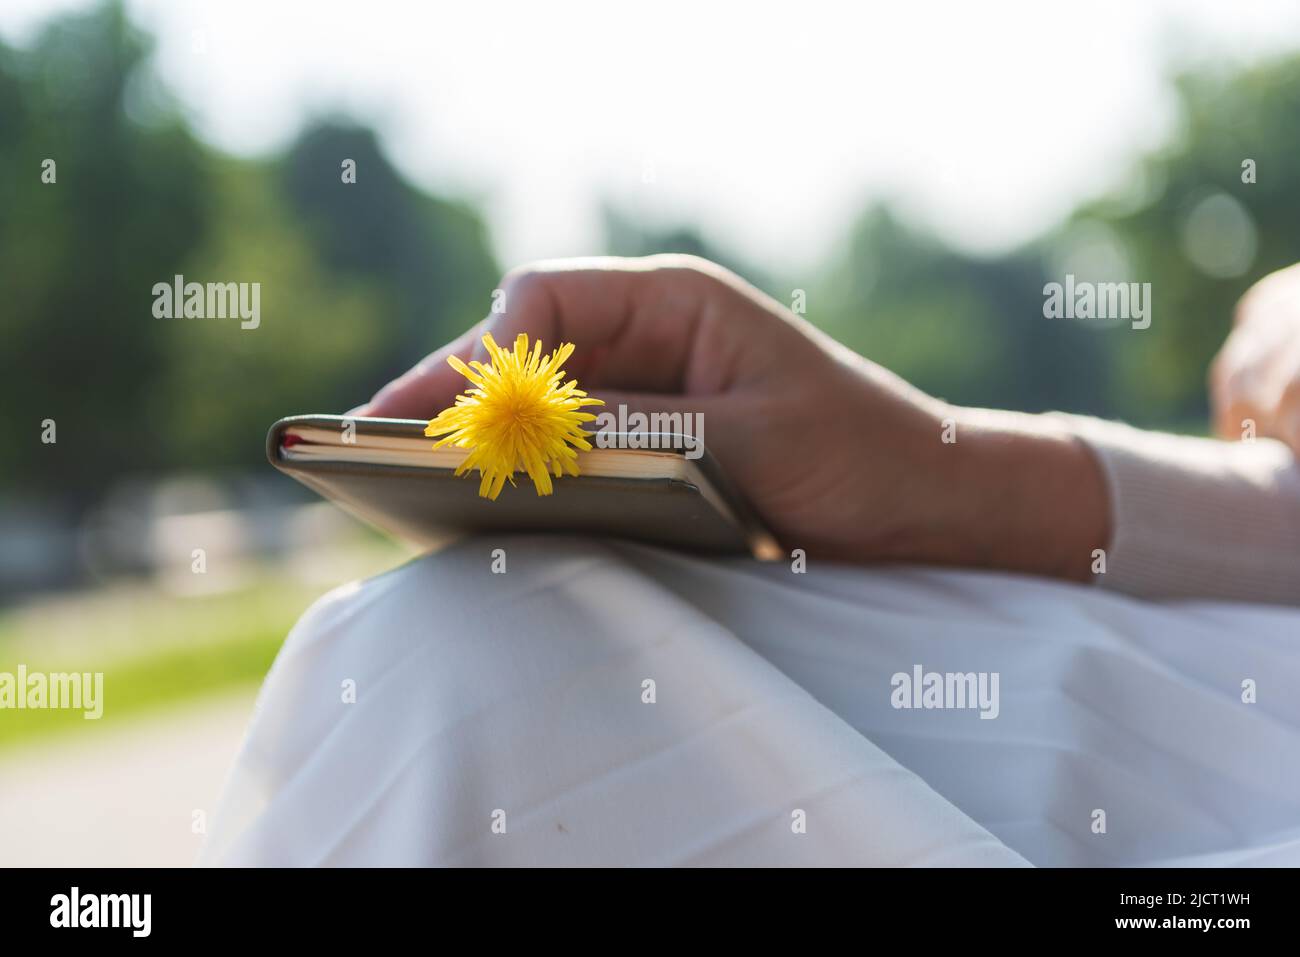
0, 691, 255, 867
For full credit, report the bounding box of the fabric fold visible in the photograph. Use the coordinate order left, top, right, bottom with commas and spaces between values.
203, 534, 1300, 868
202, 537, 1025, 867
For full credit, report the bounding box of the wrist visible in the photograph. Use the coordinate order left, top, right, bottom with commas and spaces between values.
883, 406, 1111, 581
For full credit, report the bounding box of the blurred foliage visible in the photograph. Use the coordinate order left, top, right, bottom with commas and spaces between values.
813, 60, 1300, 425
0, 3, 498, 510
0, 3, 207, 507
814, 208, 1118, 417
1069, 64, 1300, 420
3, 0, 1298, 516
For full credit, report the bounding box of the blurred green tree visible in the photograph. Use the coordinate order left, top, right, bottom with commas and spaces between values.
280, 123, 498, 382
0, 2, 208, 507
0, 2, 499, 511
814, 208, 1116, 417
1076, 60, 1300, 424
816, 54, 1300, 430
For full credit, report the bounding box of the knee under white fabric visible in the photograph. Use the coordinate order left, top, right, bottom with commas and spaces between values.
201, 536, 1300, 867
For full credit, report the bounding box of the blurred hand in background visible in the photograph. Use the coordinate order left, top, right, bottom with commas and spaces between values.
1212, 263, 1300, 454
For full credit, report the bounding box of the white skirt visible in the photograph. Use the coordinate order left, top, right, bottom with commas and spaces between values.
200, 536, 1300, 867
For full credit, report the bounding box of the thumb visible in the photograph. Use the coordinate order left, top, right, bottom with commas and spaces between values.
354, 318, 490, 419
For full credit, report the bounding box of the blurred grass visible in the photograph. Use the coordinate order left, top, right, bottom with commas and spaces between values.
0, 544, 407, 752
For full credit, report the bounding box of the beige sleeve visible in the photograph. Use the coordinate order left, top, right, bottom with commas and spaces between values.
1048, 414, 1300, 606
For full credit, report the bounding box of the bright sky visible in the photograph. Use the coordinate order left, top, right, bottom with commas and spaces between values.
6, 0, 1300, 276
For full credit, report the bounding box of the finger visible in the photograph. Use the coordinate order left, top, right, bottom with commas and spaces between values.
361, 255, 746, 421
471, 256, 737, 395
1210, 343, 1274, 440
358, 318, 492, 419
1214, 399, 1255, 441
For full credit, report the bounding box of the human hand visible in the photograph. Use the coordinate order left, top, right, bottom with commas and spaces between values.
357, 255, 1107, 576
1211, 263, 1300, 453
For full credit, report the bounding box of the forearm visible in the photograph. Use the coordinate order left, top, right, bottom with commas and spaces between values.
890, 405, 1300, 605
882, 407, 1110, 582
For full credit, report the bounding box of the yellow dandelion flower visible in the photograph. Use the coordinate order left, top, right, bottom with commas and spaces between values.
425, 332, 604, 500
